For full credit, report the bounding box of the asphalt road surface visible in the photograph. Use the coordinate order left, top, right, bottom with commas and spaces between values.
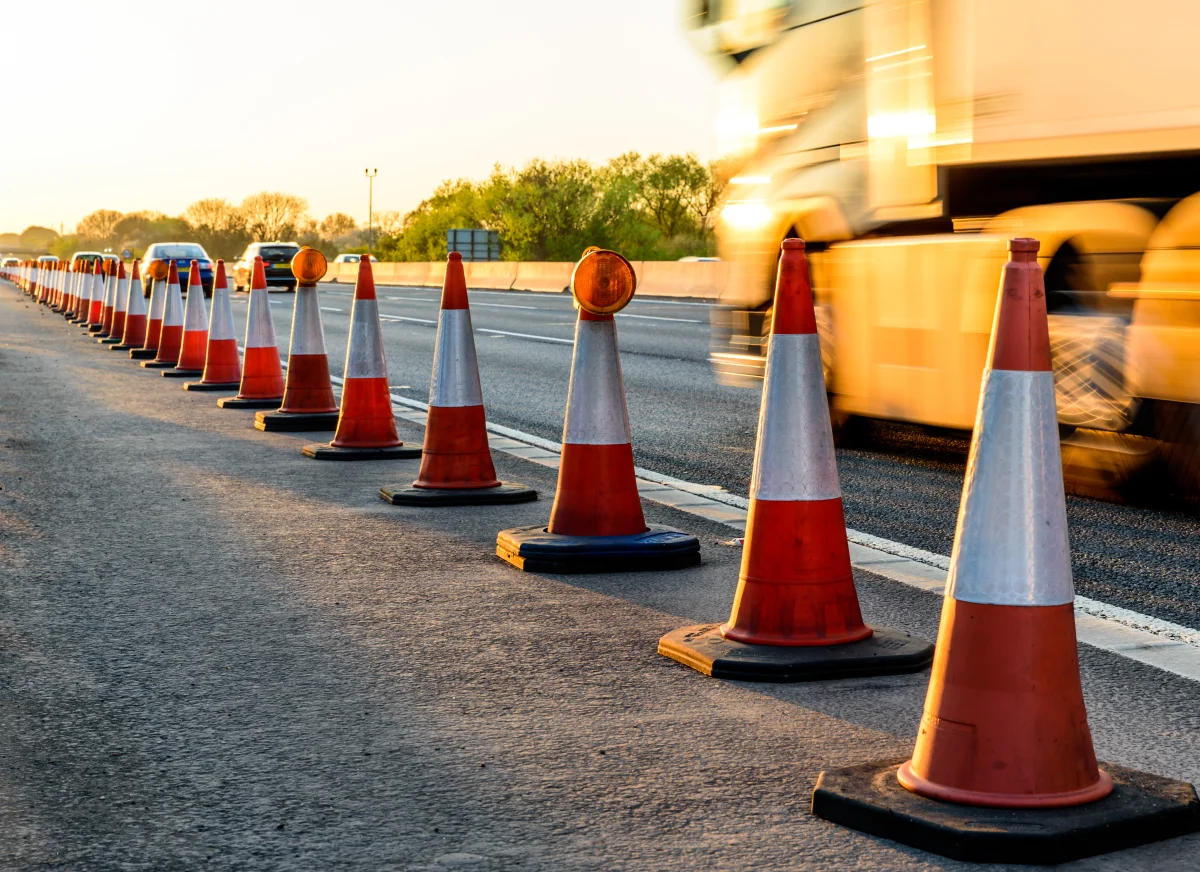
1, 278, 1198, 870
261, 280, 1199, 630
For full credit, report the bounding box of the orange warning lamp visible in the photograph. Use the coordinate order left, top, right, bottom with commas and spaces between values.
291, 246, 328, 284
571, 248, 636, 314
148, 259, 169, 281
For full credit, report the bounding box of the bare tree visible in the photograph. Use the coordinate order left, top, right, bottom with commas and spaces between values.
76, 209, 124, 243
185, 198, 245, 233
240, 191, 310, 241
318, 212, 357, 240
374, 210, 403, 236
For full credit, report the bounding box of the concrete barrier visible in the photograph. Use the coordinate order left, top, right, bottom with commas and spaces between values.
511, 262, 574, 294
633, 260, 728, 300
325, 259, 723, 299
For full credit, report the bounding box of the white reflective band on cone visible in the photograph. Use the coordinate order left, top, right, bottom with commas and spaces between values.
102, 274, 115, 309
93, 273, 104, 304
148, 279, 166, 320
162, 282, 184, 326
344, 299, 387, 379
208, 286, 236, 341
749, 333, 841, 502
126, 275, 147, 318
289, 287, 327, 355
562, 318, 632, 446
182, 283, 208, 330
429, 308, 483, 408
946, 369, 1074, 607
114, 277, 129, 312
245, 288, 278, 348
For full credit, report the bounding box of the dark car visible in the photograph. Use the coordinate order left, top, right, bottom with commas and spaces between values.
140, 242, 215, 297
233, 242, 301, 292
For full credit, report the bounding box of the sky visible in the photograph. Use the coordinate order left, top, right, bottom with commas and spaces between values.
0, 0, 719, 235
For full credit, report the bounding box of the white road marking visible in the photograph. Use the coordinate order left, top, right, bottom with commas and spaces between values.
379, 315, 436, 325
476, 328, 573, 345
320, 307, 344, 313
617, 313, 703, 324
471, 302, 539, 310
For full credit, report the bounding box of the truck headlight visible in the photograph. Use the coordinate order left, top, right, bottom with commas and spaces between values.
721, 200, 772, 231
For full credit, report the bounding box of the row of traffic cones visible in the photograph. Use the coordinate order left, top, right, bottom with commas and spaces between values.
4, 239, 1197, 864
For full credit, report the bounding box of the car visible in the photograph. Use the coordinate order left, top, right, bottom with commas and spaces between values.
36, 254, 60, 264
1, 257, 19, 268
139, 243, 214, 297
332, 253, 377, 264
233, 242, 302, 292
70, 251, 108, 270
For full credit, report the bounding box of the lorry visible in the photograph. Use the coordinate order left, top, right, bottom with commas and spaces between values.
690, 0, 1200, 502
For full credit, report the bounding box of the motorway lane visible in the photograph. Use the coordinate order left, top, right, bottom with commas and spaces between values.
3, 278, 1200, 870
231, 283, 1200, 631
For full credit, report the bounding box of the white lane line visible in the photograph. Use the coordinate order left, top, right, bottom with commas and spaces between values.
628, 299, 715, 308
320, 307, 345, 313
359, 386, 1200, 685
379, 315, 436, 325
472, 302, 539, 310
476, 328, 573, 345
384, 296, 436, 302
617, 313, 703, 324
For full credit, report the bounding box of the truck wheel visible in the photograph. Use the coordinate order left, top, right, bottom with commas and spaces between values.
1155, 401, 1200, 506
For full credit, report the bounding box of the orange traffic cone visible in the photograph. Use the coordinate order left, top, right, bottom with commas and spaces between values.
142, 261, 185, 368
131, 260, 167, 360
184, 261, 241, 391
163, 260, 208, 377
72, 259, 100, 325
95, 259, 117, 334
379, 251, 536, 505
218, 256, 285, 408
114, 261, 147, 351
254, 248, 340, 431
496, 248, 698, 572
658, 239, 932, 680
98, 261, 129, 343
812, 238, 1200, 864
85, 259, 107, 329
38, 262, 57, 307
301, 256, 419, 459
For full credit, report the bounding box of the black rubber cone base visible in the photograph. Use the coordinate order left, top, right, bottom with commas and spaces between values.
216, 396, 283, 410
110, 343, 134, 351
140, 359, 177, 369
254, 409, 340, 432
380, 482, 538, 506
496, 525, 701, 574
129, 348, 157, 360
161, 368, 202, 378
98, 336, 121, 345
88, 325, 103, 333
183, 380, 240, 392
301, 443, 422, 461
657, 624, 933, 682
811, 758, 1200, 865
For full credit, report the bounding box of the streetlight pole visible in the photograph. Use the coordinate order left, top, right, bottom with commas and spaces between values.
364, 168, 378, 254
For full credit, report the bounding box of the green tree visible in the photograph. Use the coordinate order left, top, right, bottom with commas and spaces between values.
20, 226, 59, 250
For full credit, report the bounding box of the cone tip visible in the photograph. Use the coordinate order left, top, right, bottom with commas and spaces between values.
448, 251, 462, 262
782, 238, 806, 252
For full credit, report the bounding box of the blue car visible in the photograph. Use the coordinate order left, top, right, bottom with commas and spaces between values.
140, 242, 215, 297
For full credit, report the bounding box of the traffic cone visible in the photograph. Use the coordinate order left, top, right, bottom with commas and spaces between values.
658, 239, 932, 679
184, 261, 241, 391
218, 256, 285, 408
131, 261, 166, 359
113, 261, 147, 351
37, 262, 56, 306
496, 247, 699, 572
142, 261, 185, 368
72, 260, 99, 324
254, 248, 340, 431
83, 259, 105, 328
811, 238, 1200, 864
99, 262, 129, 344
301, 256, 419, 459
380, 252, 536, 504
51, 263, 67, 312
163, 260, 208, 377
97, 260, 119, 336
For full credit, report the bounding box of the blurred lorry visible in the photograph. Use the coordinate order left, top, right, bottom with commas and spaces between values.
689, 0, 1200, 502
